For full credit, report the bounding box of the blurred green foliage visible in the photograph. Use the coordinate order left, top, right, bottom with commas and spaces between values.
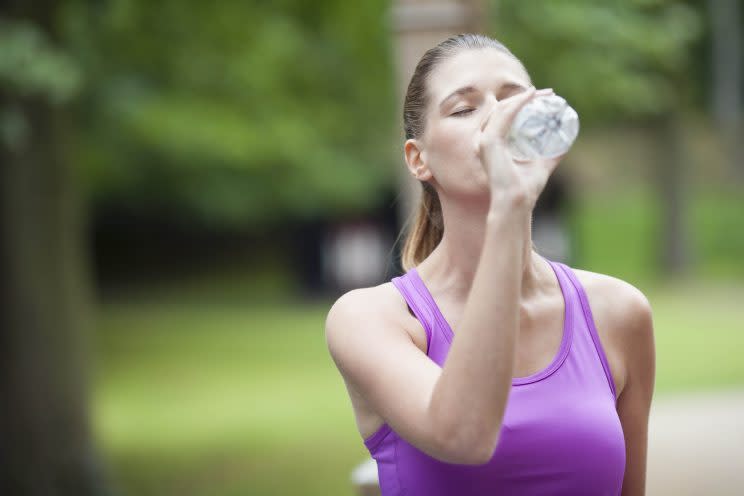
3, 0, 718, 231
572, 184, 744, 285
0, 19, 81, 103
60, 0, 397, 227
492, 0, 704, 123
0, 18, 82, 152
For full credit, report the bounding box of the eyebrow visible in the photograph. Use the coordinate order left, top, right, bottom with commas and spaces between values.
438, 82, 528, 110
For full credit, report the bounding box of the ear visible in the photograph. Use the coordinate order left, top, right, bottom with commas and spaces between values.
403, 139, 433, 182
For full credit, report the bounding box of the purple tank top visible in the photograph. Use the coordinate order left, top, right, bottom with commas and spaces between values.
363, 258, 626, 495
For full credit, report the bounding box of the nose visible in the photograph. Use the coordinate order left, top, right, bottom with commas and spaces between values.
479, 95, 499, 132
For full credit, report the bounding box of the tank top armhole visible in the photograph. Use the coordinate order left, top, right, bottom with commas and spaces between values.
556, 262, 619, 404
363, 422, 393, 452
391, 275, 433, 356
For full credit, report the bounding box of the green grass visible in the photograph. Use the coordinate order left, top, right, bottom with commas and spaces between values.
647, 280, 744, 394
92, 302, 364, 495
92, 278, 744, 495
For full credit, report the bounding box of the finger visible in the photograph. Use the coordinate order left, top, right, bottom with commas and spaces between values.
479, 86, 533, 133
493, 86, 543, 138
479, 87, 554, 134
514, 148, 566, 170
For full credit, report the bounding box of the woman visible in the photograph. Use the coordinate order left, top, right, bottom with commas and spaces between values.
325, 33, 655, 496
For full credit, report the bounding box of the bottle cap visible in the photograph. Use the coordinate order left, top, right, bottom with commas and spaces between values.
508, 94, 579, 161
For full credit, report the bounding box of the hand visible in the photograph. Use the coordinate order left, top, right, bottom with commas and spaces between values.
477, 86, 566, 210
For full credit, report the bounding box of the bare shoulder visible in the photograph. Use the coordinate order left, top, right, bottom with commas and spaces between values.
324, 281, 433, 440
569, 267, 654, 398
325, 280, 426, 359
570, 267, 653, 317
324, 283, 406, 391
325, 282, 411, 333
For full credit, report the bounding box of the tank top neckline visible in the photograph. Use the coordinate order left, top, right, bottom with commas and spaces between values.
407, 257, 574, 386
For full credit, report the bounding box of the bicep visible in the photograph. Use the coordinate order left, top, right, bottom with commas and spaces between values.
617, 288, 656, 496
325, 290, 454, 461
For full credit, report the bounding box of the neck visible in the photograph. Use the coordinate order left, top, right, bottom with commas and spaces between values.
416, 192, 545, 302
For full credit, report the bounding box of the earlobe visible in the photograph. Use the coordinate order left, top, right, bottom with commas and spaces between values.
415, 165, 432, 181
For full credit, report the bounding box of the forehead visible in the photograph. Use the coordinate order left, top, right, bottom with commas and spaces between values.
428, 48, 530, 100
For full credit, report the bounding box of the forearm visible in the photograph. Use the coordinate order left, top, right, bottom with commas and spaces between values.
428, 199, 530, 461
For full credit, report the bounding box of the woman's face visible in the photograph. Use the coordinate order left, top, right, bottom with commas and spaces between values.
405, 48, 532, 204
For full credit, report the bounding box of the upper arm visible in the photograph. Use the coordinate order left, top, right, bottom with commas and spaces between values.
615, 284, 656, 496
325, 288, 475, 464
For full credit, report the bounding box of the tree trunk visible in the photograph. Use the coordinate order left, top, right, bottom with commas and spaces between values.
708, 0, 743, 182
651, 113, 693, 278
0, 2, 110, 494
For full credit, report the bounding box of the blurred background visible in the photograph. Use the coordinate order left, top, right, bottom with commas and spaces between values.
1, 0, 742, 495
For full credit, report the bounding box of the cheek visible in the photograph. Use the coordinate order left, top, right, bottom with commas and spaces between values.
429, 123, 479, 165
427, 127, 489, 191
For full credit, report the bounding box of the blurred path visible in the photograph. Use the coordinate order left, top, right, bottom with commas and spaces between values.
647, 387, 744, 495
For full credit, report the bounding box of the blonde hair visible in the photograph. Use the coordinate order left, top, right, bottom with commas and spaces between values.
398, 33, 533, 271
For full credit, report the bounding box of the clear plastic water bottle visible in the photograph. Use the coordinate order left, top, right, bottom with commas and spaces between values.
507, 94, 579, 161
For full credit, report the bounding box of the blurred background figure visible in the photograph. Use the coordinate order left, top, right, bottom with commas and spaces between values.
1, 0, 742, 495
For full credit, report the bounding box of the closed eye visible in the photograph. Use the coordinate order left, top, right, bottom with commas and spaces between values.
451, 108, 475, 116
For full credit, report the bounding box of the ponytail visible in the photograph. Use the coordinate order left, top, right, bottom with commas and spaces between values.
400, 182, 444, 272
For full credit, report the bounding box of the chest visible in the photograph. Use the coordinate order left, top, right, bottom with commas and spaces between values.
402, 282, 627, 399
390, 387, 627, 495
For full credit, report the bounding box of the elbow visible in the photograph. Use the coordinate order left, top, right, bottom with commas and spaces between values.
436, 425, 500, 466
462, 436, 499, 465
427, 394, 502, 465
